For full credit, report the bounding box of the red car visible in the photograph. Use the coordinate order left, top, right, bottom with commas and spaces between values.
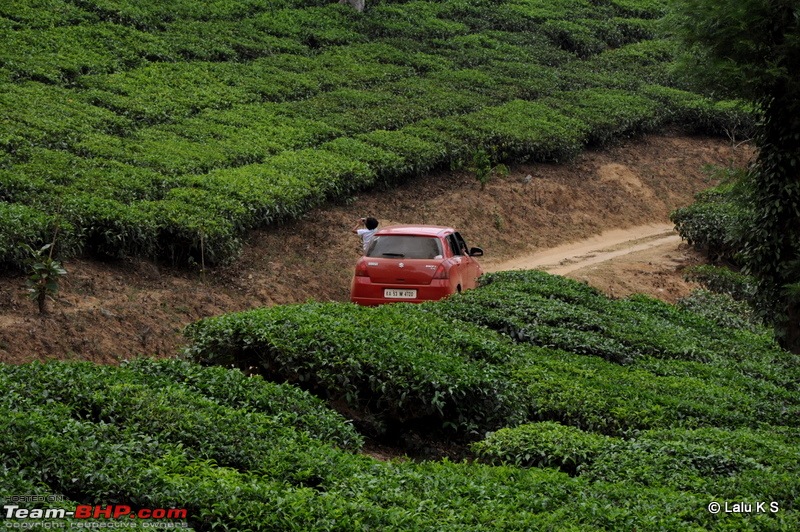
350, 225, 484, 306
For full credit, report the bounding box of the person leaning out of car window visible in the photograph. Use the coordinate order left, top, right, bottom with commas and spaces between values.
352, 216, 379, 254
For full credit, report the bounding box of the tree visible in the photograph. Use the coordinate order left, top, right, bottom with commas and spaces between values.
670, 0, 800, 351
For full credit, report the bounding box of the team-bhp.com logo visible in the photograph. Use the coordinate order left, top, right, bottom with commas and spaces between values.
3, 500, 189, 529
5, 505, 187, 520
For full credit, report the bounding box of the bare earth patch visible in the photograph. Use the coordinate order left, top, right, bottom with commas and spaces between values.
485, 224, 704, 303
0, 132, 753, 364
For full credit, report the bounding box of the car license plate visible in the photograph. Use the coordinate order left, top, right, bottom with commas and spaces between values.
384, 289, 417, 299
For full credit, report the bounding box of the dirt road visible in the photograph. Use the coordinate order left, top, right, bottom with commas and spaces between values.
0, 133, 747, 363
483, 222, 702, 303
484, 223, 680, 275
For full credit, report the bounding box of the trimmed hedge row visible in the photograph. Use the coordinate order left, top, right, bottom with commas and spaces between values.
671, 179, 751, 261
175, 266, 799, 526
3, 359, 362, 449
187, 270, 800, 436
473, 422, 799, 513
585, 426, 800, 507
472, 421, 610, 472
436, 270, 795, 379
4, 358, 798, 530
185, 302, 527, 435
1, 0, 753, 268
8, 85, 723, 267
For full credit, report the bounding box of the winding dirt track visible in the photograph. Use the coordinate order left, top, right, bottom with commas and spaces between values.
484, 223, 680, 275
0, 133, 750, 364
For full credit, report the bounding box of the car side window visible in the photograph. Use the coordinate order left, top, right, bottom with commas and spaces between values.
454, 232, 469, 255
446, 234, 461, 256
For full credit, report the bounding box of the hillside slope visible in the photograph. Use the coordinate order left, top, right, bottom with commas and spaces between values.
4, 249, 796, 530
1, 0, 749, 268
0, 132, 752, 363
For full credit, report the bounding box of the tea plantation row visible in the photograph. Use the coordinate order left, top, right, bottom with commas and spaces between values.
4, 271, 799, 528
0, 0, 749, 267
186, 270, 800, 437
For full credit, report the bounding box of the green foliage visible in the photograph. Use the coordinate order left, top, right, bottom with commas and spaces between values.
0, 202, 66, 269
547, 88, 663, 145
366, 2, 470, 40
185, 302, 527, 435
583, 427, 800, 508
541, 19, 607, 58
428, 270, 800, 433
668, 0, 800, 351
683, 264, 758, 303
4, 260, 800, 528
472, 422, 609, 473
321, 137, 405, 183
1, 23, 167, 83
187, 269, 800, 439
63, 194, 160, 259
642, 85, 755, 136
609, 0, 669, 19
121, 358, 362, 449
459, 99, 589, 161
677, 289, 764, 334
671, 179, 751, 261
469, 148, 508, 190
357, 129, 447, 177
0, 82, 129, 152
671, 200, 746, 258
0, 0, 751, 267
0, 0, 98, 28
22, 242, 66, 314
667, 0, 800, 101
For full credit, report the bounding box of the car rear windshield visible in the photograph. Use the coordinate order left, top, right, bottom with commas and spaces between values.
367, 235, 442, 259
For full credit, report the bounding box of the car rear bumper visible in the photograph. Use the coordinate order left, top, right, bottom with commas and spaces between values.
350, 278, 453, 306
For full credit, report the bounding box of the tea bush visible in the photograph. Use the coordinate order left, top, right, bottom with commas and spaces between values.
644, 84, 755, 135
472, 422, 610, 472
0, 0, 751, 267
122, 358, 363, 449
186, 269, 800, 438
0, 203, 67, 269
511, 350, 773, 435
436, 270, 792, 372
671, 187, 749, 260
5, 261, 800, 528
683, 264, 759, 302
2, 360, 362, 449
677, 289, 763, 333
472, 423, 799, 513
548, 88, 664, 145
186, 302, 528, 435
583, 427, 800, 510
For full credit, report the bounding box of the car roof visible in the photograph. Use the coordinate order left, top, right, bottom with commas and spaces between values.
375, 225, 454, 237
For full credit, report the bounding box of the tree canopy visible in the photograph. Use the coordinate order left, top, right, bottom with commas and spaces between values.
670, 0, 800, 351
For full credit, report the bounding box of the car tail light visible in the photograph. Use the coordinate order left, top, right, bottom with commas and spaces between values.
355, 261, 369, 277
433, 263, 449, 279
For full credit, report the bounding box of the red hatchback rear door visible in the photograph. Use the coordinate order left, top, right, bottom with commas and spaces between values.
365, 258, 440, 285
365, 235, 444, 285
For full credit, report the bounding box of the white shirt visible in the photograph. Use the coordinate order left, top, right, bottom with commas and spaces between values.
357, 228, 377, 253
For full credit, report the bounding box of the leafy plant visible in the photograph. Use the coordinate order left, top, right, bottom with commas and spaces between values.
469, 148, 508, 190
22, 243, 67, 314
677, 289, 764, 333
185, 302, 528, 436
472, 422, 610, 473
